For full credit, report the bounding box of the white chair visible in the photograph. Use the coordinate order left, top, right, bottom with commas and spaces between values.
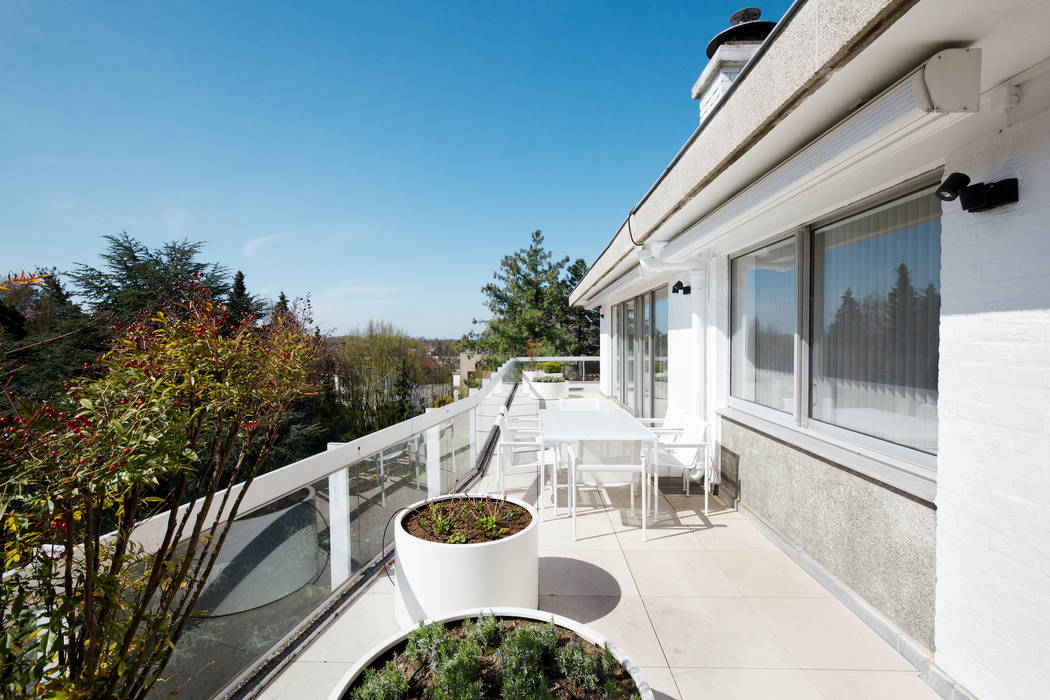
568, 440, 648, 541
495, 412, 558, 498
651, 414, 710, 515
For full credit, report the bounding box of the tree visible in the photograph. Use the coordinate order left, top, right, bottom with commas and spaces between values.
475, 230, 597, 356
68, 232, 230, 325
0, 284, 323, 698
227, 270, 265, 327
1, 271, 107, 407
273, 292, 289, 317
556, 258, 600, 355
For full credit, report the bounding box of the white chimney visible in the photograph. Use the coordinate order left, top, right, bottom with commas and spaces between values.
692, 8, 775, 124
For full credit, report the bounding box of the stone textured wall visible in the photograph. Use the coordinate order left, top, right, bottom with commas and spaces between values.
934, 84, 1050, 700
720, 417, 936, 650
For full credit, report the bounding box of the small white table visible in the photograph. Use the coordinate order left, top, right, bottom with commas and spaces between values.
538, 409, 658, 536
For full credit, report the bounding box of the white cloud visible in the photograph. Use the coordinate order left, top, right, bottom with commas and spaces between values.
242, 234, 281, 257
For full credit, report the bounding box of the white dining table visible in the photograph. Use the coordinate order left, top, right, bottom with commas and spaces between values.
538, 408, 659, 531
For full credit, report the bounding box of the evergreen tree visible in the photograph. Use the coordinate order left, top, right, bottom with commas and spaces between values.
68, 232, 230, 324
476, 230, 597, 356
227, 270, 260, 325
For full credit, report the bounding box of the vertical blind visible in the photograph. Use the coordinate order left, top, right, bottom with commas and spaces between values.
811, 189, 941, 453
730, 238, 797, 412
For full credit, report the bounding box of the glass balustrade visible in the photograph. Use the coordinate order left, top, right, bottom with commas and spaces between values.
149, 357, 597, 699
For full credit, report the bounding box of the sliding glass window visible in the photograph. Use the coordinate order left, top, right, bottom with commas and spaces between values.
810, 188, 941, 453
729, 182, 942, 461
653, 288, 669, 419
610, 285, 671, 419
624, 300, 636, 410
730, 238, 797, 413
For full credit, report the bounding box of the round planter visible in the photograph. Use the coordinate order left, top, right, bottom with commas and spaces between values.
532, 379, 568, 401
393, 496, 538, 628
328, 606, 655, 700
522, 369, 545, 380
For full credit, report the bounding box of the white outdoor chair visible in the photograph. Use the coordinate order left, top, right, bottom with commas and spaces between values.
652, 414, 710, 515
568, 440, 648, 542
495, 412, 558, 497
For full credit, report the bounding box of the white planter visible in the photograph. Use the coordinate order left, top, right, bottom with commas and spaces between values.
393, 496, 538, 628
532, 380, 568, 401
328, 606, 655, 700
522, 369, 545, 380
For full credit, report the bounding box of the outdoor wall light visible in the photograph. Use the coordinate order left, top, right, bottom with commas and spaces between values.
936, 172, 970, 201
937, 172, 1020, 212
671, 280, 691, 295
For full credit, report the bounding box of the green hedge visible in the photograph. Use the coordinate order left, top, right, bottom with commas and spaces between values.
536, 361, 562, 373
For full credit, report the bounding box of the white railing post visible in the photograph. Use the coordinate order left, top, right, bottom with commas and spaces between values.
425, 424, 441, 498
326, 443, 352, 588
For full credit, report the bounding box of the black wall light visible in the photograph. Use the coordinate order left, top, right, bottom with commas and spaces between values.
671, 280, 691, 295
937, 172, 1019, 212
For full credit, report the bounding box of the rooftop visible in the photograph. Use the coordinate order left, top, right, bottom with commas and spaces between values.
255, 384, 938, 700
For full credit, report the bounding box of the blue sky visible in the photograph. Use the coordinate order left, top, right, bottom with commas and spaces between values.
1, 0, 791, 338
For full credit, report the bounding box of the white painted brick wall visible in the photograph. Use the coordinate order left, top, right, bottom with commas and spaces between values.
935, 98, 1050, 700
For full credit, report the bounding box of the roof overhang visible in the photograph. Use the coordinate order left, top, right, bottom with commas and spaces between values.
571, 0, 1050, 308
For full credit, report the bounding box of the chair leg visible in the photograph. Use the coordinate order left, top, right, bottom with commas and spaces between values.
641, 464, 647, 542
704, 461, 710, 517
552, 455, 558, 517
571, 468, 577, 541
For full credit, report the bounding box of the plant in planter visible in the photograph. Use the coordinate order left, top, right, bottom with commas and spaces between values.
411, 496, 524, 544
333, 609, 652, 700
522, 340, 543, 380
531, 374, 568, 401
394, 496, 539, 627
536, 361, 562, 375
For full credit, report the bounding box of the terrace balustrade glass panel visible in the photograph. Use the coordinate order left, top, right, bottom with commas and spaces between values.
810, 188, 941, 453
731, 238, 797, 412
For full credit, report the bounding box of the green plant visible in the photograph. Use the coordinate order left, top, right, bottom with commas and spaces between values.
422, 503, 455, 538
434, 639, 482, 700
536, 361, 562, 374
0, 284, 323, 699
472, 497, 509, 539
350, 660, 408, 700
556, 639, 600, 691
499, 622, 559, 699
534, 375, 565, 383
463, 612, 502, 648
447, 532, 467, 544
406, 620, 450, 671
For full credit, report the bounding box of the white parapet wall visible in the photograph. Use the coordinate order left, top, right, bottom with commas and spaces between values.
934, 70, 1050, 700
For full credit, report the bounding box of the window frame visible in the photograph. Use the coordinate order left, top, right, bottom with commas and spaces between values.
610, 283, 669, 419
727, 175, 941, 475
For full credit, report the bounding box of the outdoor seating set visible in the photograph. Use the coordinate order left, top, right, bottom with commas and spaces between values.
496, 395, 710, 542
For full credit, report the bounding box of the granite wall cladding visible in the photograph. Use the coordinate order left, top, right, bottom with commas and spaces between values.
720, 417, 936, 650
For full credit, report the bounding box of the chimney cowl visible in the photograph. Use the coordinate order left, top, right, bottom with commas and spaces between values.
706, 7, 775, 58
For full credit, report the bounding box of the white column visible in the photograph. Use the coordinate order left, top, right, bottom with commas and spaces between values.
326, 443, 352, 588
689, 266, 708, 419
599, 304, 612, 396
